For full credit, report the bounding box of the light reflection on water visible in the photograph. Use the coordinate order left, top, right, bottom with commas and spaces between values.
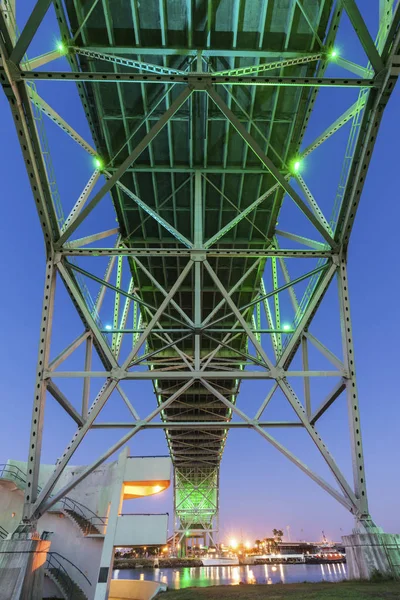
113, 563, 347, 589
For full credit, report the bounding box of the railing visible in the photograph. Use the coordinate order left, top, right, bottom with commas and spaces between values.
59, 497, 108, 533
46, 551, 91, 596
0, 525, 8, 539
0, 464, 107, 534
0, 463, 28, 487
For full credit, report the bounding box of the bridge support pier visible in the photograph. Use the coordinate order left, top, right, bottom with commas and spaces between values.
0, 535, 50, 599
343, 526, 400, 580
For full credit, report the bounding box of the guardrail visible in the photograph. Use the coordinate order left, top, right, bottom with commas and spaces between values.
0, 464, 107, 534
0, 525, 8, 539
46, 551, 92, 595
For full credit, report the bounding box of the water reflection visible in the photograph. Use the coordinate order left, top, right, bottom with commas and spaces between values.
114, 563, 347, 589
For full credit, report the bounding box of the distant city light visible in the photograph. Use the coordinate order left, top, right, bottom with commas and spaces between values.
245, 541, 251, 549
283, 323, 291, 332
105, 324, 112, 331
230, 538, 238, 549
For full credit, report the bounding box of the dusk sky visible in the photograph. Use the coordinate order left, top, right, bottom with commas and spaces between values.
0, 2, 399, 545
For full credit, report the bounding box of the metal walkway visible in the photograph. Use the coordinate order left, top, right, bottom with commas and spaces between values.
0, 0, 399, 547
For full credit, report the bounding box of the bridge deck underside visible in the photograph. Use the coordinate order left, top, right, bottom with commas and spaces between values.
64, 0, 334, 526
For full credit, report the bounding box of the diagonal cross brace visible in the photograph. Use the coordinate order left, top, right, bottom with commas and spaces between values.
206, 86, 337, 249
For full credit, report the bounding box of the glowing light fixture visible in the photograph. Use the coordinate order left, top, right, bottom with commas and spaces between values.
105, 324, 112, 331
56, 41, 67, 54
153, 485, 162, 493
329, 48, 338, 59
230, 538, 238, 549
282, 323, 291, 332
294, 160, 301, 172
94, 157, 104, 170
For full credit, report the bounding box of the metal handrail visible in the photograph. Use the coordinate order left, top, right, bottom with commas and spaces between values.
0, 525, 8, 539
47, 552, 92, 587
60, 497, 107, 530
0, 463, 28, 485
0, 464, 107, 532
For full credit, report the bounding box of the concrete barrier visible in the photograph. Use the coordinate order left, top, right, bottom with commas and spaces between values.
109, 579, 166, 600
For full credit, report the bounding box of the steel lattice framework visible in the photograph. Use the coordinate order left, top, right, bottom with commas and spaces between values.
0, 0, 399, 547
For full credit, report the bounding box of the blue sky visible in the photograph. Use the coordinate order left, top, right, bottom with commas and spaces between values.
0, 1, 398, 544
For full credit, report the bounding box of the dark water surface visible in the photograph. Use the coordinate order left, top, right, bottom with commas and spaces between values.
113, 563, 347, 589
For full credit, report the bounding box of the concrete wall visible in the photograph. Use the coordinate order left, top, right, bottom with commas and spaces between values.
7, 458, 118, 518
109, 579, 165, 600
124, 457, 171, 484
114, 514, 168, 547
0, 484, 102, 600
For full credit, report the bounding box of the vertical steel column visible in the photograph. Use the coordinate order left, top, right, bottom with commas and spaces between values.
338, 259, 369, 518
82, 334, 93, 419
23, 259, 56, 522
194, 170, 202, 370
301, 336, 311, 418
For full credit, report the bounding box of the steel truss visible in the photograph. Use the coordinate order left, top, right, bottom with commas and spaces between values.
0, 0, 399, 544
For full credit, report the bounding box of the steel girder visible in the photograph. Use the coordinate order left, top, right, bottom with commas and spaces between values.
0, 0, 399, 542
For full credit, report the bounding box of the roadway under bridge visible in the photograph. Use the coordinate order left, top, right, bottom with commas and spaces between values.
0, 0, 400, 588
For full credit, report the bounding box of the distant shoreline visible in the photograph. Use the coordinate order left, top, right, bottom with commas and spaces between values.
113, 557, 345, 570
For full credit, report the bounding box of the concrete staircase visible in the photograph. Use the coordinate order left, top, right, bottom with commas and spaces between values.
64, 508, 102, 536
45, 552, 90, 600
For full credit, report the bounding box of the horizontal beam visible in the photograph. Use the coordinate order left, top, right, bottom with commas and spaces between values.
47, 370, 344, 380
16, 71, 377, 88
60, 248, 333, 258
79, 46, 322, 58
91, 421, 304, 429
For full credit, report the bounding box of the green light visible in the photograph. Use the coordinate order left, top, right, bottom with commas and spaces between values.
94, 157, 104, 170
56, 41, 67, 55
283, 323, 291, 332
291, 159, 302, 174
329, 48, 338, 59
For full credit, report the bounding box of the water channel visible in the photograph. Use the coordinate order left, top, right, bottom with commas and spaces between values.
113, 563, 347, 589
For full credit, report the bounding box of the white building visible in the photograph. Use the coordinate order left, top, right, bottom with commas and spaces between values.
0, 449, 171, 599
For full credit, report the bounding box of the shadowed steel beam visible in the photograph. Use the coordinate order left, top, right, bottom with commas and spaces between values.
275, 230, 327, 250
27, 88, 97, 155
300, 97, 367, 159
65, 228, 119, 248
278, 378, 359, 510
72, 46, 187, 75
310, 380, 347, 424
204, 181, 281, 247
37, 380, 195, 516
278, 264, 337, 369
201, 378, 353, 512
48, 331, 90, 370
18, 71, 376, 88
61, 171, 100, 233
305, 331, 344, 370
117, 385, 140, 420
10, 0, 52, 64
207, 87, 336, 248
212, 53, 323, 76
254, 382, 279, 419
204, 261, 274, 370
121, 261, 194, 369
47, 379, 84, 427
341, 0, 385, 73
57, 86, 193, 245
114, 178, 193, 248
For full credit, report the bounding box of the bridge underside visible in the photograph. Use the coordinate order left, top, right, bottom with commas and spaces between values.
62, 0, 334, 543
0, 0, 399, 562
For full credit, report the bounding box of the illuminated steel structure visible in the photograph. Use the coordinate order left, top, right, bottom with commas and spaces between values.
0, 0, 399, 551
